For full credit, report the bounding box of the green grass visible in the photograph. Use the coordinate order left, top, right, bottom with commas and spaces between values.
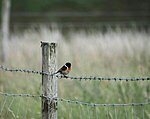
0, 27, 150, 118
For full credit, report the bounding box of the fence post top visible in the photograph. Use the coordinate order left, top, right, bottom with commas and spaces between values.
41, 41, 57, 47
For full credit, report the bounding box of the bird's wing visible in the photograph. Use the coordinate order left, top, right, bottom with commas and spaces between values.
57, 65, 68, 73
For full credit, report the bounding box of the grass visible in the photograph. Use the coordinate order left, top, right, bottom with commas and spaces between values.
0, 26, 150, 118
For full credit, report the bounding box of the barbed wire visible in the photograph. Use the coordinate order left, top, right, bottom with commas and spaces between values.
0, 92, 40, 98
0, 92, 149, 107
65, 76, 150, 81
0, 65, 150, 81
0, 65, 43, 75
58, 98, 150, 107
1, 64, 149, 118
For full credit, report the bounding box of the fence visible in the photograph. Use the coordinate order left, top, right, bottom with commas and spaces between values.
0, 42, 150, 119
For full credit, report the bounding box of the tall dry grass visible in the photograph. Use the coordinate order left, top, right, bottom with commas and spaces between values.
4, 27, 150, 76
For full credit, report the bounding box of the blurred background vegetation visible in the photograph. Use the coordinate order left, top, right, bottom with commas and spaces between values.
0, 0, 150, 118
0, 0, 150, 30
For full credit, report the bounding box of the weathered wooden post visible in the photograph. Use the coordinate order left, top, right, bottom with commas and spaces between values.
41, 42, 57, 119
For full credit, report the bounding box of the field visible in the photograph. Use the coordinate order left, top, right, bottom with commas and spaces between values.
0, 27, 150, 118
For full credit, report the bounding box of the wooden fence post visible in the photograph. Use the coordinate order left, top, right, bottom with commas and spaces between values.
41, 42, 57, 119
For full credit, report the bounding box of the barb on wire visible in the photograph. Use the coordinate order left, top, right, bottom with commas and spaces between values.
0, 65, 150, 81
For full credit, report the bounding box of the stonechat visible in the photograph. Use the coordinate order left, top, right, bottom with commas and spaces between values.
55, 62, 71, 76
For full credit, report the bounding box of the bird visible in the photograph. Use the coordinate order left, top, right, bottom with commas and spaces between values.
54, 62, 71, 76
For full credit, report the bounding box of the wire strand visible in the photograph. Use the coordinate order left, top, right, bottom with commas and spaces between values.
1, 65, 150, 81
0, 92, 149, 107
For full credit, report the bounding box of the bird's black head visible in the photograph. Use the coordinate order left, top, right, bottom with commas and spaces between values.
65, 62, 71, 68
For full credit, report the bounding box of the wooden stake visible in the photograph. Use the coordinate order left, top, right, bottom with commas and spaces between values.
41, 42, 57, 119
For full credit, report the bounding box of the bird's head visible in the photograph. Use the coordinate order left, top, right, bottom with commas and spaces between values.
65, 62, 71, 68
